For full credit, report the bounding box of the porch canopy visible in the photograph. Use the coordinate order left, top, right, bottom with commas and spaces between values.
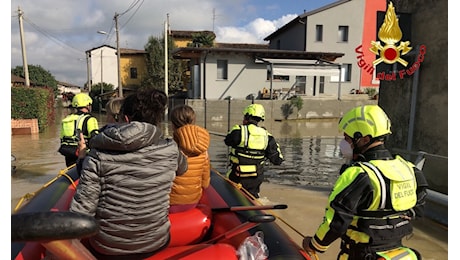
255, 58, 343, 100
255, 58, 341, 77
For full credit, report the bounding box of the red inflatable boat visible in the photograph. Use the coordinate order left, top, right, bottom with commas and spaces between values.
12, 166, 310, 259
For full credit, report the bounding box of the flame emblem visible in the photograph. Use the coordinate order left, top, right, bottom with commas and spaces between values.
370, 2, 412, 66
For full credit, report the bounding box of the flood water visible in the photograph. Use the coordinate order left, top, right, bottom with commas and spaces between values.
10, 106, 448, 259
11, 106, 345, 211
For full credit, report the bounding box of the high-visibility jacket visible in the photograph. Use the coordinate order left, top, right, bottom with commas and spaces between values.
227, 124, 282, 177
310, 145, 428, 258
60, 112, 99, 146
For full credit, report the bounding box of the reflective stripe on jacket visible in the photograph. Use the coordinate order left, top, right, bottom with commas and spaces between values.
229, 124, 268, 177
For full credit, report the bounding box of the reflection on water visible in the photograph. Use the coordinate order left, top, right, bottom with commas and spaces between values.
11, 109, 345, 211
208, 135, 343, 190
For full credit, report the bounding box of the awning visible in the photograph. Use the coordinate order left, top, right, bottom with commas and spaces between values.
255, 58, 340, 77
271, 65, 340, 77
255, 57, 343, 100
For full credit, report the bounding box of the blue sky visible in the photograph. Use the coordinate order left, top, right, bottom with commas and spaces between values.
10, 0, 337, 87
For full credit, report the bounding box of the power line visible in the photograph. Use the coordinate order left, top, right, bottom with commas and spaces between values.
120, 0, 144, 30
97, 0, 145, 47
20, 16, 85, 57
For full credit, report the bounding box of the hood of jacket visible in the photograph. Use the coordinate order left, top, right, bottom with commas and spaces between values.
174, 124, 210, 157
89, 121, 162, 152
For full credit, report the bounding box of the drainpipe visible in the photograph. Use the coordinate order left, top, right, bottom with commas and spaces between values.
269, 63, 273, 100
407, 45, 420, 151
337, 64, 342, 101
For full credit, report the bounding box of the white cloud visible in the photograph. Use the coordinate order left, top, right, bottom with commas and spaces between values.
216, 14, 297, 44
10, 0, 302, 86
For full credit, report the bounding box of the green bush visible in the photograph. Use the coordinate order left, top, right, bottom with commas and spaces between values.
290, 96, 303, 117
11, 86, 55, 132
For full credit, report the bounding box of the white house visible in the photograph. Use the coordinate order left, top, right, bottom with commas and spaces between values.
86, 45, 118, 91
172, 43, 344, 100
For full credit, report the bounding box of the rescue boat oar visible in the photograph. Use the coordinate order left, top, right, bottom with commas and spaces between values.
213, 204, 288, 212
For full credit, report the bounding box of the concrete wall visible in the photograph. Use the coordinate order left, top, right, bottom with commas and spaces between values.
178, 95, 377, 134
378, 0, 448, 194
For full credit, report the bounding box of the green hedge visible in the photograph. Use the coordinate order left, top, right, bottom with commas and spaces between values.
11, 86, 55, 132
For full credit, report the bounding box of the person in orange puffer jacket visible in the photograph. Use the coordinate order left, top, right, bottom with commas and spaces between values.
169, 104, 211, 213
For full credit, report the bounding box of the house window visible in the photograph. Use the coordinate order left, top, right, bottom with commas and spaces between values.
319, 76, 325, 93
316, 25, 323, 42
343, 64, 352, 81
295, 76, 306, 94
276, 39, 281, 49
130, 68, 138, 79
274, 75, 289, 81
217, 60, 228, 80
267, 70, 289, 81
331, 64, 352, 82
338, 26, 349, 42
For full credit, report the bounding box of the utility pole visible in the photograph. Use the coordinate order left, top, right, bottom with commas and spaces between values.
86, 51, 91, 92
100, 49, 104, 95
114, 12, 122, 97
17, 6, 30, 87
164, 14, 169, 122
100, 48, 104, 112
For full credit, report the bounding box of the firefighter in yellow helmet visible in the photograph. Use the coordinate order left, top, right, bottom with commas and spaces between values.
58, 93, 99, 167
224, 103, 284, 198
303, 105, 428, 260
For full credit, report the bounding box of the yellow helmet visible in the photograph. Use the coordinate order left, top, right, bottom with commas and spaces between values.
72, 93, 93, 108
338, 105, 391, 139
243, 104, 265, 121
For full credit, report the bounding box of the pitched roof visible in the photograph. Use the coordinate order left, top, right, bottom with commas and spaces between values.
120, 48, 147, 55
11, 74, 26, 84
57, 81, 81, 88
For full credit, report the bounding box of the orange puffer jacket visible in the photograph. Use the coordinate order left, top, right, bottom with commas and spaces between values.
170, 124, 211, 205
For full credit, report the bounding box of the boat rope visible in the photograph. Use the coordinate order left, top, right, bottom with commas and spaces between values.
57, 165, 78, 189
13, 164, 77, 212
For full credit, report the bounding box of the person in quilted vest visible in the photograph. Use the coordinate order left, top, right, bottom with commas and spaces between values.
169, 104, 210, 213
70, 89, 188, 259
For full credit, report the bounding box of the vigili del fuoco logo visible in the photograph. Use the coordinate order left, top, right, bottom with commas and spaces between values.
356, 1, 426, 81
